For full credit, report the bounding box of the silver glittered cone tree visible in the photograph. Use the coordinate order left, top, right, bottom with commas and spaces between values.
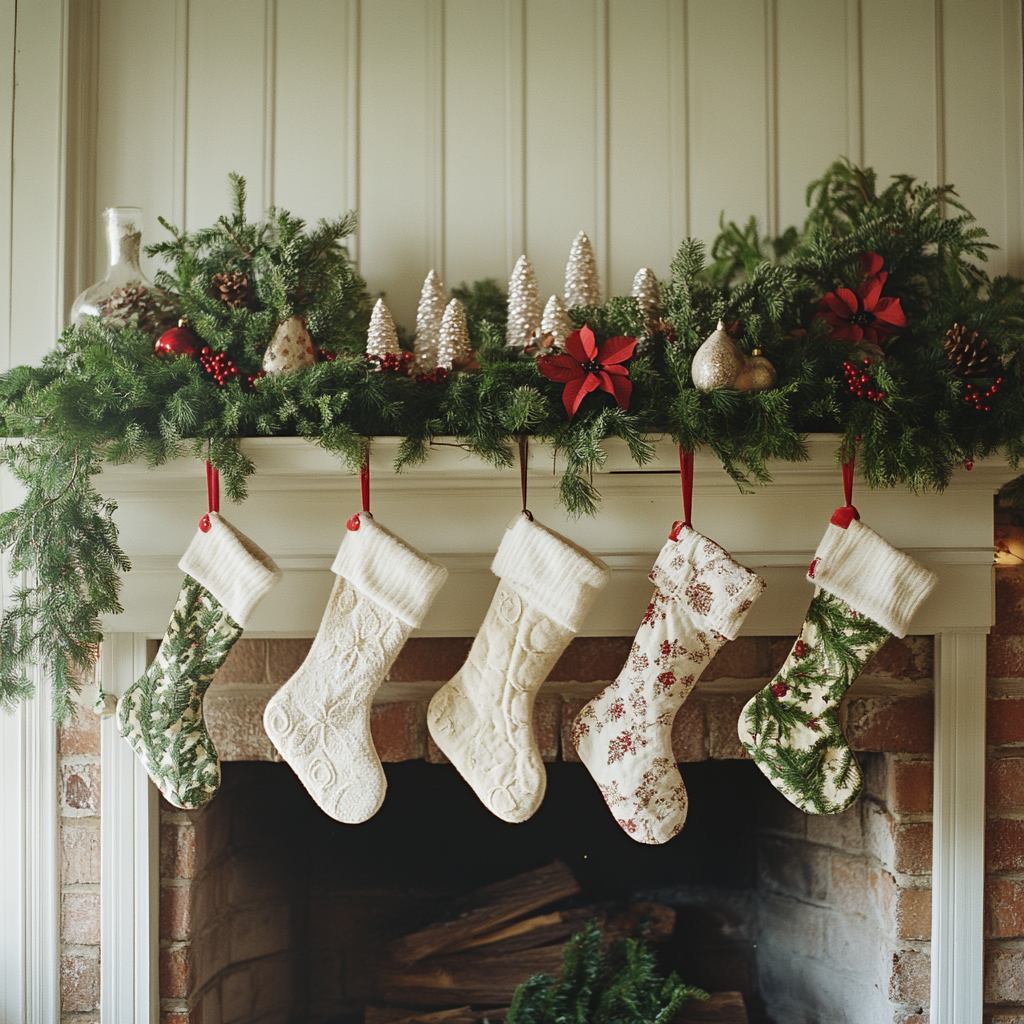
632, 268, 661, 321
414, 270, 447, 371
366, 298, 400, 358
506, 255, 543, 350
564, 231, 601, 309
541, 294, 573, 347
262, 315, 316, 376
436, 298, 471, 370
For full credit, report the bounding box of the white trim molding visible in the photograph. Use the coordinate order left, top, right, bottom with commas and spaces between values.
100, 633, 158, 1024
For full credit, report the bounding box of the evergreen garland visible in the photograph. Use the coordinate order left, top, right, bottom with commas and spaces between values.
1, 159, 1022, 717
503, 920, 707, 1024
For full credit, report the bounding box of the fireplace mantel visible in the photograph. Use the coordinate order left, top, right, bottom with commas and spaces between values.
97, 433, 999, 638
88, 433, 1002, 1023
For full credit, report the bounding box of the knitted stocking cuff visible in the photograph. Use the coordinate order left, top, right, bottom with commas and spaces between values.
331, 513, 448, 628
649, 527, 766, 641
178, 512, 282, 627
808, 519, 937, 638
491, 512, 611, 632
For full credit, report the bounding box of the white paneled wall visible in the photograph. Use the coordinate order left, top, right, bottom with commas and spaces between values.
78, 0, 1024, 338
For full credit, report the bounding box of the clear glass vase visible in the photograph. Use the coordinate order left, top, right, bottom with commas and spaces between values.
70, 207, 177, 334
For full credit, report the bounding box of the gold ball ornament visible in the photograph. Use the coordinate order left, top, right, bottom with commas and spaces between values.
262, 315, 316, 376
733, 349, 778, 392
691, 320, 744, 391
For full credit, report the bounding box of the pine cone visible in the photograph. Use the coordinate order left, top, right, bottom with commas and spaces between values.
101, 284, 177, 335
210, 271, 253, 309
944, 323, 1001, 377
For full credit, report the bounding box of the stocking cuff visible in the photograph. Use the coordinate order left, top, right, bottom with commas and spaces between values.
179, 512, 282, 626
651, 527, 765, 640
332, 515, 448, 627
492, 512, 610, 632
809, 519, 937, 637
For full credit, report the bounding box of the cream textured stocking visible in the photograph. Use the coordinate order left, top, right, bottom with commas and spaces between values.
572, 527, 765, 844
263, 513, 447, 823
427, 513, 610, 823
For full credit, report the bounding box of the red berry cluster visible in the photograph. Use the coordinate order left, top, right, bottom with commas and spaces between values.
793, 640, 809, 659
245, 369, 267, 389
963, 377, 1002, 413
771, 680, 788, 699
842, 359, 885, 402
367, 352, 413, 375
415, 366, 449, 385
316, 349, 337, 362
198, 347, 241, 386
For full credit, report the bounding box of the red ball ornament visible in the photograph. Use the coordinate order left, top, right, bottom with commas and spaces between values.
155, 321, 198, 359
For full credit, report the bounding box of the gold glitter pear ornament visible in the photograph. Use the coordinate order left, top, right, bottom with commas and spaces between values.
691, 320, 745, 391
262, 315, 316, 376
733, 348, 778, 392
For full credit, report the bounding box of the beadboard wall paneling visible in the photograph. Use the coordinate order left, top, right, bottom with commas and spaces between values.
77, 0, 1024, 334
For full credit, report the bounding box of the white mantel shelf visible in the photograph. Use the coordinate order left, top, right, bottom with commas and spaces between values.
98, 433, 1004, 639
91, 432, 1003, 1024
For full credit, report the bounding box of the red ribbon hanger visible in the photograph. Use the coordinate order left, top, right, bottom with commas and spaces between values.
348, 452, 371, 531
669, 448, 694, 541
199, 460, 220, 532
830, 450, 860, 529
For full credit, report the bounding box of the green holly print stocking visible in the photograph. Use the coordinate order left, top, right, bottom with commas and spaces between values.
117, 575, 243, 809
738, 587, 891, 815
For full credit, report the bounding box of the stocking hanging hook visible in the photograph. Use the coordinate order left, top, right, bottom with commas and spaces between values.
518, 435, 533, 521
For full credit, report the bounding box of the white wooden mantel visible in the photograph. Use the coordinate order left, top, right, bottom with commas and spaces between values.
88, 433, 1000, 1023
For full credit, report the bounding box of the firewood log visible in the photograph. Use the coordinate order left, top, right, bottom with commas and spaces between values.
385, 861, 581, 965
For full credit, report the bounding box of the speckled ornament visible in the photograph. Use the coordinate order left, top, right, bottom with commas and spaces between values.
262, 316, 315, 376
733, 349, 778, 392
691, 320, 744, 391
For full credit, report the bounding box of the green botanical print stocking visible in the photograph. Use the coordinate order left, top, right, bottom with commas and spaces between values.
117, 575, 243, 809
115, 511, 281, 809
738, 588, 890, 814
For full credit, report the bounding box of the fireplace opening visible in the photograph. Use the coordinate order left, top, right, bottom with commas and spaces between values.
160, 749, 924, 1024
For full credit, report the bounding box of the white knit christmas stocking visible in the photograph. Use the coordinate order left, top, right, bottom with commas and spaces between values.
738, 515, 936, 814
572, 527, 765, 844
117, 513, 282, 809
264, 513, 447, 824
427, 512, 610, 823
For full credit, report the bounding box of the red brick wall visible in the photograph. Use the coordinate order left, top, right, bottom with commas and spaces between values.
985, 568, 1024, 1022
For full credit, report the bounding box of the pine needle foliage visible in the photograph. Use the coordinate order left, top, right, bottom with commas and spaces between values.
2, 161, 1024, 717
503, 920, 707, 1024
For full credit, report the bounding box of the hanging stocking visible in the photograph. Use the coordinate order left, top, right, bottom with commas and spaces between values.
738, 497, 936, 814
117, 510, 282, 808
427, 512, 610, 823
264, 512, 448, 823
572, 525, 766, 844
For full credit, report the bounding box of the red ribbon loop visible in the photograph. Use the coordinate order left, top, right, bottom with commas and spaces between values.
360, 457, 370, 514
200, 461, 220, 529
831, 453, 860, 528
680, 448, 694, 528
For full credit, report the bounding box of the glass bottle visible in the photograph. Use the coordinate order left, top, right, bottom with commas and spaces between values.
70, 207, 176, 334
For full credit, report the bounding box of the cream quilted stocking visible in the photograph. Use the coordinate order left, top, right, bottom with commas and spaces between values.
572, 527, 765, 844
427, 512, 610, 823
263, 513, 447, 823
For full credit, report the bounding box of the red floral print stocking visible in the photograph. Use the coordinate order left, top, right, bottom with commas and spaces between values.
572, 527, 765, 844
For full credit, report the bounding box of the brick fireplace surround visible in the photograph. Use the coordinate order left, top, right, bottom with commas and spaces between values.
43, 437, 1017, 1024
57, 603, 1024, 1024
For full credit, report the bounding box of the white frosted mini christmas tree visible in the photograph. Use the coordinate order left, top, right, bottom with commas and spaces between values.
506, 255, 544, 350
413, 270, 447, 371
366, 298, 400, 358
564, 231, 601, 309
436, 298, 471, 370
541, 294, 573, 347
632, 268, 661, 321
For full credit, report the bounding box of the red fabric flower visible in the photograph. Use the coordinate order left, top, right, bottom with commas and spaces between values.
537, 324, 636, 418
815, 252, 906, 345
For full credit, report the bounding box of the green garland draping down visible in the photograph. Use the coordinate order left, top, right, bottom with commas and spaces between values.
2, 161, 1022, 719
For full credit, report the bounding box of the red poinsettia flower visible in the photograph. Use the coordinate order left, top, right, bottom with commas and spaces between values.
815, 251, 906, 345
537, 324, 636, 418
